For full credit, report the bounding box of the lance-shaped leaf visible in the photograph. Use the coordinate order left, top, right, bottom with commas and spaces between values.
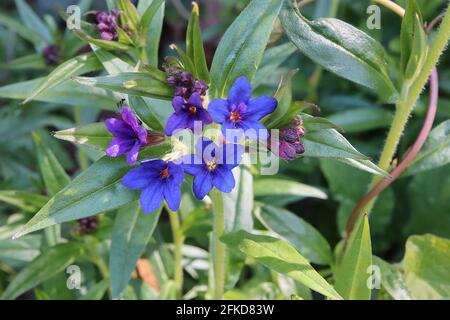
110, 201, 161, 299
128, 95, 165, 132
327, 108, 392, 133
209, 0, 283, 98
33, 131, 71, 196
24, 53, 102, 104
1, 243, 85, 300
0, 235, 41, 266
222, 165, 254, 289
53, 123, 112, 151
0, 12, 44, 47
80, 279, 110, 300
74, 72, 173, 99
254, 179, 327, 200
280, 0, 398, 103
335, 215, 372, 300
0, 54, 46, 70
0, 78, 119, 108
303, 128, 369, 160
12, 157, 138, 238
221, 230, 342, 300
73, 29, 132, 51
255, 204, 333, 265
372, 256, 412, 300
15, 0, 52, 44
0, 191, 49, 213
186, 2, 210, 83
404, 119, 450, 176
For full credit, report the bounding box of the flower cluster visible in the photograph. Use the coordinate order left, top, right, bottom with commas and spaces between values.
165, 67, 208, 100
270, 117, 305, 160
42, 45, 59, 65
95, 10, 121, 41
104, 75, 308, 214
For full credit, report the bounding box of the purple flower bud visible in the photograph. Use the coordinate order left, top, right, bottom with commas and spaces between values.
42, 45, 60, 65
95, 10, 121, 41
194, 80, 208, 96
269, 117, 305, 160
180, 72, 194, 85
77, 216, 99, 235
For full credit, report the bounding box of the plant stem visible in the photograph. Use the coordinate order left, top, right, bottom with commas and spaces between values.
358, 2, 450, 216
168, 208, 184, 299
210, 188, 225, 300
373, 0, 405, 17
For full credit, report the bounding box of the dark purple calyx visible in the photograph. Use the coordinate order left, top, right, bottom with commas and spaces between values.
95, 9, 121, 41
270, 117, 305, 161
78, 216, 99, 235
164, 66, 208, 100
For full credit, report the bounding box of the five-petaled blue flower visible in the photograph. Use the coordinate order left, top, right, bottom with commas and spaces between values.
180, 138, 244, 200
122, 160, 184, 213
165, 92, 212, 136
105, 106, 148, 165
208, 76, 277, 140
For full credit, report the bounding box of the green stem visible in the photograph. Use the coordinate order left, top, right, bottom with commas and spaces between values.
210, 188, 225, 300
363, 4, 450, 214
168, 208, 184, 299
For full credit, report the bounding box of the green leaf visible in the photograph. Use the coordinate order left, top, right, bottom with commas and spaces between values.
13, 156, 138, 238
256, 204, 332, 265
254, 178, 327, 200
280, 0, 398, 103
15, 0, 52, 44
335, 215, 372, 300
209, 0, 283, 98
0, 235, 41, 266
372, 256, 413, 300
302, 113, 343, 132
24, 53, 102, 104
53, 123, 112, 151
403, 234, 450, 299
327, 108, 392, 133
73, 29, 132, 51
253, 42, 297, 89
117, 0, 140, 31
0, 54, 46, 70
0, 191, 49, 212
74, 72, 173, 99
110, 201, 161, 299
0, 12, 44, 47
137, 0, 165, 67
128, 95, 165, 132
400, 0, 428, 82
0, 78, 119, 108
1, 243, 85, 300
139, 0, 164, 30
263, 70, 296, 128
91, 45, 134, 75
404, 120, 450, 176
221, 230, 342, 300
186, 2, 210, 83
222, 165, 254, 289
80, 279, 110, 300
303, 129, 369, 160
32, 131, 71, 196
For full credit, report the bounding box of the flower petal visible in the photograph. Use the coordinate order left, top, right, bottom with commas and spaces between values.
179, 154, 204, 176
120, 106, 139, 129
140, 182, 164, 214
208, 98, 229, 123
228, 76, 252, 105
105, 137, 134, 157
188, 92, 203, 108
240, 120, 269, 140
164, 113, 189, 136
126, 141, 141, 165
167, 161, 185, 185
105, 118, 133, 138
245, 96, 277, 120
163, 181, 182, 211
172, 96, 185, 113
196, 108, 213, 125
192, 170, 213, 200
212, 167, 235, 193
121, 163, 161, 190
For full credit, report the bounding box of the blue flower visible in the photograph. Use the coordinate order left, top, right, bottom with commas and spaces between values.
165, 93, 212, 136
122, 160, 184, 213
105, 106, 148, 165
180, 138, 244, 200
208, 76, 277, 140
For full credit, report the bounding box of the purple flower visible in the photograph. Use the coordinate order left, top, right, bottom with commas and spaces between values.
269, 118, 305, 160
164, 67, 209, 100
105, 106, 148, 165
42, 45, 59, 65
122, 160, 184, 213
165, 93, 213, 136
180, 138, 244, 200
208, 76, 277, 140
95, 10, 120, 41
